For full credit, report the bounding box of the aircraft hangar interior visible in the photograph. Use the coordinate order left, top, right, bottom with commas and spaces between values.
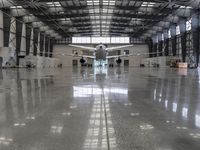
1, 0, 200, 150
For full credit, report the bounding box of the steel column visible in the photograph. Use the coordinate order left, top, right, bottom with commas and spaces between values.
49, 38, 54, 58
16, 17, 23, 66
45, 36, 49, 57
33, 28, 39, 56
158, 33, 163, 56
40, 32, 44, 56
146, 38, 153, 58
20, 22, 26, 57
170, 25, 177, 56
179, 20, 187, 62
152, 35, 158, 57
26, 23, 32, 56
37, 31, 40, 56
164, 39, 169, 56
192, 15, 199, 66
3, 9, 10, 47
163, 30, 169, 56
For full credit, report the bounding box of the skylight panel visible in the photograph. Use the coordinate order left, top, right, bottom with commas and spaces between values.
87, 0, 116, 35
10, 6, 23, 9
46, 1, 61, 7
186, 18, 192, 31
87, 1, 93, 5
72, 36, 129, 44
180, 6, 192, 9
109, 0, 116, 6
176, 25, 180, 35
141, 2, 156, 7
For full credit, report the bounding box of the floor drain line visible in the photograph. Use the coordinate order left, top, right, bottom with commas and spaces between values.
101, 93, 111, 150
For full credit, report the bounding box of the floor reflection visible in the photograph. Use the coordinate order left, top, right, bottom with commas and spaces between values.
83, 94, 118, 150
152, 74, 200, 129
0, 69, 56, 149
0, 68, 200, 149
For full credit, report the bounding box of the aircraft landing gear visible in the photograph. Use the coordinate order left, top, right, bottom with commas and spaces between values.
109, 64, 114, 68
87, 64, 93, 67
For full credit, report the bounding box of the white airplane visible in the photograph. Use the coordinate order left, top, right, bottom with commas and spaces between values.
52, 43, 164, 66
68, 43, 134, 65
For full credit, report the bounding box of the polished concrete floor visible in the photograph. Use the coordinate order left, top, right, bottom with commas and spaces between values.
0, 67, 200, 150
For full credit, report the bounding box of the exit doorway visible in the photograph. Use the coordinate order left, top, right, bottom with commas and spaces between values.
124, 60, 129, 66
73, 60, 78, 66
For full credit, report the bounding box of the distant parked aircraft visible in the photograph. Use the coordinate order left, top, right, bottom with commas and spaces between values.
68, 43, 134, 65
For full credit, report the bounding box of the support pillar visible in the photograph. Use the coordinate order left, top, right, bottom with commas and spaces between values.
192, 14, 199, 66
49, 38, 54, 58
152, 35, 158, 57
43, 33, 46, 56
163, 30, 169, 56
9, 17, 16, 50
20, 22, 26, 57
170, 25, 177, 56
16, 17, 23, 66
158, 33, 163, 56
33, 28, 39, 56
29, 27, 34, 55
0, 10, 4, 47
40, 32, 44, 56
45, 36, 49, 57
37, 31, 40, 56
146, 37, 153, 58
3, 9, 11, 47
179, 19, 187, 62
26, 23, 32, 56
9, 17, 16, 64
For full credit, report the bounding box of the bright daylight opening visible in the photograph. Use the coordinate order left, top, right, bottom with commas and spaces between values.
72, 37, 130, 44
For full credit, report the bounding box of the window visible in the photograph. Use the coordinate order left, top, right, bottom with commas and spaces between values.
162, 34, 164, 41
130, 38, 145, 44
186, 18, 192, 31
72, 36, 130, 44
176, 25, 180, 35
168, 30, 171, 38
141, 2, 156, 7
124, 50, 129, 55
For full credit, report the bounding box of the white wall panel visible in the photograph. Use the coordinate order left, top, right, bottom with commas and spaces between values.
24, 55, 60, 68
129, 45, 149, 67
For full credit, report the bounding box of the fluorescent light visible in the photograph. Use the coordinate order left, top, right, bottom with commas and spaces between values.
141, 2, 156, 7
10, 6, 23, 9
46, 1, 61, 7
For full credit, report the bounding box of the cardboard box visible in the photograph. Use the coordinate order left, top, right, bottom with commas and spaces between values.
178, 63, 188, 68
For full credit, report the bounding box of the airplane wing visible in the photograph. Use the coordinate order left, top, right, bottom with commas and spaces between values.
73, 54, 95, 59
107, 51, 164, 59
52, 53, 95, 59
132, 51, 164, 56
106, 44, 133, 51
107, 54, 132, 59
69, 44, 96, 51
